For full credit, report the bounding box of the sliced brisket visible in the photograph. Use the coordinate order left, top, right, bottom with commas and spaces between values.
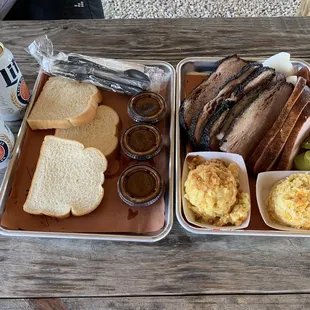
247, 77, 306, 173
217, 71, 283, 141
252, 84, 310, 173
191, 63, 262, 148
219, 80, 293, 161
276, 105, 310, 171
198, 66, 275, 150
180, 55, 248, 131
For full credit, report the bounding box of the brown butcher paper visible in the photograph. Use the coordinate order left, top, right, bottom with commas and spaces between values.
1, 74, 169, 234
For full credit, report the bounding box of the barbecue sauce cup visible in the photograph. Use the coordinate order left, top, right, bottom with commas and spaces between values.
117, 165, 164, 207
121, 124, 163, 160
128, 92, 167, 124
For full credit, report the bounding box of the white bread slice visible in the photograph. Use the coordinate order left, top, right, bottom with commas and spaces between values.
27, 77, 102, 130
23, 136, 107, 218
55, 105, 120, 159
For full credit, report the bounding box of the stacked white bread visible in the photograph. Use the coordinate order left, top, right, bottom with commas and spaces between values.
24, 77, 122, 218
55, 105, 120, 159
23, 136, 108, 218
27, 77, 102, 130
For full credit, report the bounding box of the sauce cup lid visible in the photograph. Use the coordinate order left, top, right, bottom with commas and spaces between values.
121, 124, 163, 160
128, 92, 167, 124
117, 164, 163, 207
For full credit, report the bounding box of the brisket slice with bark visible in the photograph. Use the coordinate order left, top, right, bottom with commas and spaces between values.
216, 72, 285, 142
247, 77, 306, 173
252, 84, 310, 174
190, 62, 262, 148
180, 55, 248, 131
276, 105, 310, 171
198, 67, 276, 151
195, 67, 275, 151
219, 79, 293, 161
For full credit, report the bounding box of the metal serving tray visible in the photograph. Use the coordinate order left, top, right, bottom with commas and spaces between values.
0, 60, 175, 242
176, 56, 310, 237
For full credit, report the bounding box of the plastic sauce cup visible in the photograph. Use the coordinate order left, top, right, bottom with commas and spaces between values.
128, 92, 167, 124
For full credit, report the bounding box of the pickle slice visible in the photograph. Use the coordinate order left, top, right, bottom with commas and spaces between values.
301, 137, 310, 149
294, 151, 310, 170
305, 150, 310, 162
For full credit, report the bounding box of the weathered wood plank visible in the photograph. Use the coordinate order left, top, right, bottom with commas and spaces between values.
0, 231, 310, 297
1, 295, 310, 310
0, 18, 310, 297
1, 17, 310, 90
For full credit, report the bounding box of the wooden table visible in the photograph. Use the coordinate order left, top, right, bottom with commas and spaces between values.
1, 18, 310, 309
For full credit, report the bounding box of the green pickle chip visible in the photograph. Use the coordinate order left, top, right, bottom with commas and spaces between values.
305, 150, 310, 163
294, 151, 310, 170
301, 136, 310, 149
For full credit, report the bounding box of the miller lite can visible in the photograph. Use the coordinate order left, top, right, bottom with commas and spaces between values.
0, 120, 15, 169
0, 42, 30, 121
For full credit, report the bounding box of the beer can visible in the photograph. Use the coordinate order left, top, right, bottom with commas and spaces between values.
0, 120, 15, 170
0, 42, 30, 121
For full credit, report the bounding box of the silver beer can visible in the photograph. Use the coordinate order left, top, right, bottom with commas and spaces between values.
0, 42, 30, 121
0, 120, 15, 170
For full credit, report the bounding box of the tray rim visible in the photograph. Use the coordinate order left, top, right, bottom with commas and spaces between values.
175, 56, 310, 237
0, 59, 175, 243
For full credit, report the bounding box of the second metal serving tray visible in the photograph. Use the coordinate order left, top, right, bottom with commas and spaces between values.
176, 56, 310, 237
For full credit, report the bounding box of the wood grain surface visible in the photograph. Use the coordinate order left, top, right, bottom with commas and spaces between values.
1, 295, 310, 310
2, 17, 310, 89
0, 17, 310, 300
